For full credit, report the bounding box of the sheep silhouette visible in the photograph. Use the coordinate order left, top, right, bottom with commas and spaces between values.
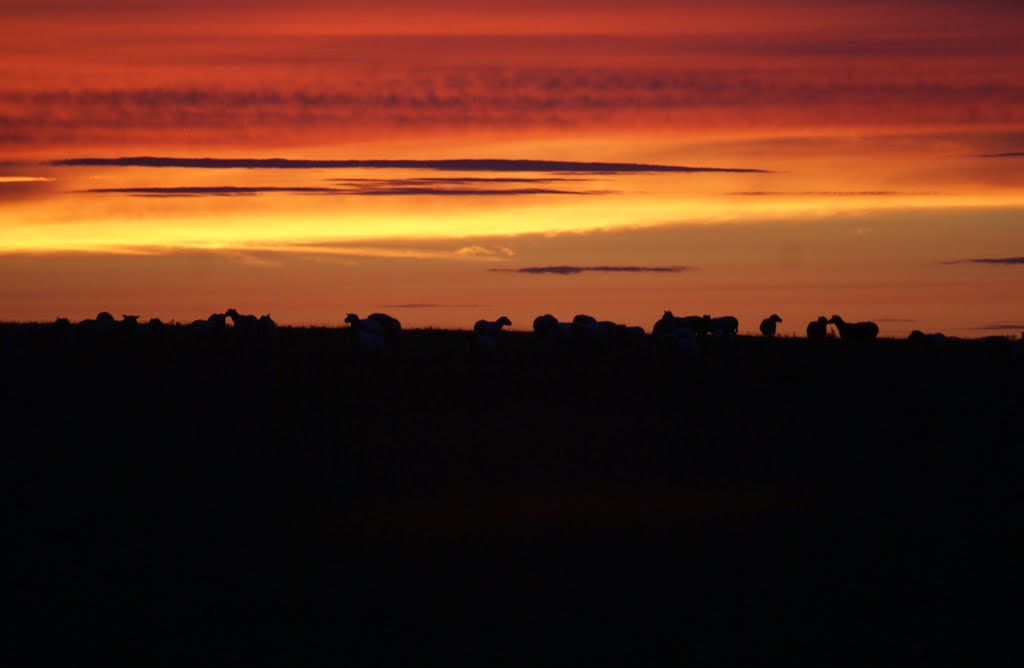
225, 308, 259, 336
367, 313, 402, 338
828, 315, 879, 341
653, 311, 709, 337
806, 317, 829, 340
345, 313, 399, 353
572, 315, 619, 344
532, 314, 560, 339
258, 314, 277, 338
707, 315, 739, 338
474, 316, 511, 337
760, 314, 782, 338
471, 316, 512, 357
188, 313, 227, 337
908, 330, 954, 345
76, 311, 118, 336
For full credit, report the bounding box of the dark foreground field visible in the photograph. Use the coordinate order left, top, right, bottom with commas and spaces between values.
4, 324, 1022, 663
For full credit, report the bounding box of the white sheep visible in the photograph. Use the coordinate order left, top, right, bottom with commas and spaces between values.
759, 314, 782, 338
345, 313, 397, 353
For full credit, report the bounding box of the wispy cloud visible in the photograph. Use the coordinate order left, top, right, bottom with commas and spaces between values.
0, 177, 58, 201
55, 156, 766, 174
83, 186, 338, 197
0, 176, 54, 183
81, 184, 606, 197
490, 265, 695, 275
955, 323, 1024, 331
730, 190, 913, 197
943, 257, 1024, 265
977, 152, 1024, 158
454, 246, 516, 257
331, 177, 588, 185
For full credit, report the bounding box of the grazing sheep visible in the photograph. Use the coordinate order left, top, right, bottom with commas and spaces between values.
76, 311, 118, 335
345, 313, 387, 337
760, 314, 782, 338
533, 314, 560, 339
474, 316, 512, 337
367, 313, 402, 337
572, 316, 619, 344
828, 315, 879, 341
258, 314, 277, 337
146, 317, 165, 331
806, 317, 829, 340
188, 313, 227, 336
653, 311, 709, 337
707, 315, 739, 338
345, 313, 398, 353
225, 308, 260, 335
908, 330, 955, 345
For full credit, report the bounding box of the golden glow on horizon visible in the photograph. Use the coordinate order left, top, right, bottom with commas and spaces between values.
1, 1, 1022, 333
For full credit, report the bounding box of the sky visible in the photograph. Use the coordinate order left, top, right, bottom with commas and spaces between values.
1, 0, 1023, 335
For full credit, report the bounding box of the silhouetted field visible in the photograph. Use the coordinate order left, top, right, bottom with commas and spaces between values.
4, 324, 1022, 663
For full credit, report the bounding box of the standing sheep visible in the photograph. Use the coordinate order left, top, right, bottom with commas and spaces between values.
707, 315, 739, 338
474, 316, 511, 337
806, 317, 829, 340
760, 314, 782, 338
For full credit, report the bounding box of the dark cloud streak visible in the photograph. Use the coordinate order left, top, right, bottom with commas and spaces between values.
490, 265, 695, 275
943, 257, 1024, 265
82, 184, 607, 197
54, 156, 766, 174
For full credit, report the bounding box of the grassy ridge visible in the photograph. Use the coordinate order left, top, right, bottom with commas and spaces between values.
4, 324, 1022, 662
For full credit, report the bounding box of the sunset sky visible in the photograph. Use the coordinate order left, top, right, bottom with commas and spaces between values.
2, 0, 1023, 334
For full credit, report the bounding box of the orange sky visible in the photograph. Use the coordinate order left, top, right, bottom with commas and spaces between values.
2, 1, 1023, 335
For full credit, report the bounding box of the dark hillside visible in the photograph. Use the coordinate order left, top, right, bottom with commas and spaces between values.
4, 324, 1022, 663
